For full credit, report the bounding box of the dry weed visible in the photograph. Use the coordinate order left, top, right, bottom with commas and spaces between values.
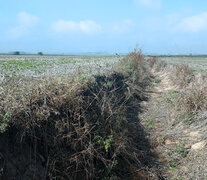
0, 50, 155, 179
170, 63, 194, 88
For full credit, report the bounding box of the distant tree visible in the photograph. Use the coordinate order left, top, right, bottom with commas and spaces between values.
38, 52, 43, 55
115, 53, 120, 57
13, 51, 20, 55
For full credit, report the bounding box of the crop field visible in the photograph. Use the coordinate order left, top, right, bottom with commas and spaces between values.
159, 56, 207, 73
2, 55, 206, 78
0, 55, 121, 80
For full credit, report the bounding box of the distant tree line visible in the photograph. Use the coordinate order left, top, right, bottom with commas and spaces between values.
10, 51, 44, 55
37, 52, 43, 55
13, 51, 20, 55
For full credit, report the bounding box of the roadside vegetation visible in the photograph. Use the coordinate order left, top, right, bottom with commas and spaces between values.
145, 56, 207, 179
0, 50, 161, 179
1, 51, 207, 179
149, 56, 207, 120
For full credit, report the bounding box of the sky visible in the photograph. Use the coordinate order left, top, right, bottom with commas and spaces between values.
1, 0, 207, 54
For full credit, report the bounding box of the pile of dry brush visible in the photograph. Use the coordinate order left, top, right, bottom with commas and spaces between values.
0, 50, 154, 179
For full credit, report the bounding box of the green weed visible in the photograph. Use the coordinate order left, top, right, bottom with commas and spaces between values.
175, 145, 188, 158
106, 81, 113, 88
182, 113, 194, 124
0, 112, 11, 133
102, 160, 118, 180
165, 90, 179, 105
145, 118, 156, 129
94, 135, 114, 152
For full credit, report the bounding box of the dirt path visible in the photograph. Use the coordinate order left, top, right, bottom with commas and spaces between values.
153, 72, 175, 94
140, 71, 207, 180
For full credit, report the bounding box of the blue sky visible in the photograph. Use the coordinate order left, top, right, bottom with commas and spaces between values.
1, 0, 207, 54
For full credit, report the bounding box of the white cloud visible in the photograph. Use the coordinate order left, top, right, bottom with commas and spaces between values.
175, 12, 207, 32
166, 13, 181, 26
17, 12, 39, 27
112, 19, 134, 33
79, 21, 102, 34
52, 20, 102, 34
134, 0, 162, 9
52, 19, 135, 36
9, 12, 39, 38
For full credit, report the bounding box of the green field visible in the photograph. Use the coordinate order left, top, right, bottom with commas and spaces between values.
0, 55, 121, 80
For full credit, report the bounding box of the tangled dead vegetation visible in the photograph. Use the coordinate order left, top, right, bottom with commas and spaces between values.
0, 51, 159, 179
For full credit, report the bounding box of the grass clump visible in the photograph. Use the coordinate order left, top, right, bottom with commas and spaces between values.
170, 63, 194, 88
179, 84, 207, 113
175, 82, 207, 122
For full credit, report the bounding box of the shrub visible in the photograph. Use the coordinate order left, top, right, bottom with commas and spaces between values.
38, 52, 43, 55
118, 49, 151, 88
12, 51, 20, 55
178, 82, 207, 113
170, 63, 194, 88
